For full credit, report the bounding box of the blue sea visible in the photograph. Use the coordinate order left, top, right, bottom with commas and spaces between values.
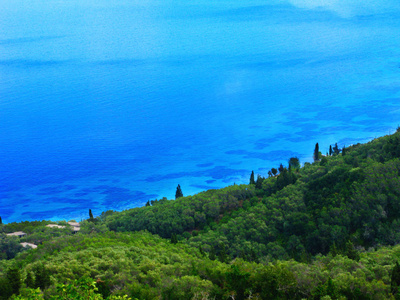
1, 0, 400, 223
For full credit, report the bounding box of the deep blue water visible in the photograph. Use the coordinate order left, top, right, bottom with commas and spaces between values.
1, 0, 400, 223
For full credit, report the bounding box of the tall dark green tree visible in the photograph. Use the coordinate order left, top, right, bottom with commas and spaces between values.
342, 145, 346, 156
345, 241, 360, 261
175, 184, 183, 199
249, 171, 255, 185
255, 175, 264, 189
0, 216, 2, 225
329, 145, 333, 156
89, 209, 94, 220
271, 168, 278, 176
313, 143, 320, 162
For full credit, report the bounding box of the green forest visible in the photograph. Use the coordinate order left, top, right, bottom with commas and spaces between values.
2, 130, 400, 299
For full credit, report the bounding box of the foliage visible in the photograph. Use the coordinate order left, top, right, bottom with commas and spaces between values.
175, 184, 183, 199
2, 131, 400, 299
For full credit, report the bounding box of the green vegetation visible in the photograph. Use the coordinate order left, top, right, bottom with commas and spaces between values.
2, 131, 400, 299
175, 184, 184, 199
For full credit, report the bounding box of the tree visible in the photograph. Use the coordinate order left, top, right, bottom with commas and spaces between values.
313, 143, 320, 162
89, 209, 94, 220
333, 143, 341, 155
271, 168, 278, 176
249, 171, 255, 185
329, 145, 333, 156
278, 164, 284, 173
342, 145, 346, 156
0, 216, 2, 225
175, 185, 183, 199
255, 175, 264, 189
345, 241, 360, 261
320, 156, 328, 166
288, 157, 300, 171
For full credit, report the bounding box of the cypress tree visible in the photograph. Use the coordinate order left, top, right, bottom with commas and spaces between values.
249, 171, 255, 185
333, 143, 341, 155
313, 143, 320, 162
255, 175, 263, 189
0, 216, 2, 225
329, 145, 333, 156
89, 209, 94, 220
175, 184, 183, 199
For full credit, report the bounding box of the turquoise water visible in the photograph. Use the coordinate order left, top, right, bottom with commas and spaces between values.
1, 0, 400, 222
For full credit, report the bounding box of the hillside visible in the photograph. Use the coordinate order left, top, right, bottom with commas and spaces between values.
1, 130, 400, 299
104, 129, 400, 261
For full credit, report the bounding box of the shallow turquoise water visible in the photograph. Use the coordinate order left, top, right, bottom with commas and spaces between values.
1, 0, 400, 222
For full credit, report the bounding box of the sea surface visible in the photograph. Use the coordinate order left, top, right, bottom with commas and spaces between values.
1, 0, 400, 223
